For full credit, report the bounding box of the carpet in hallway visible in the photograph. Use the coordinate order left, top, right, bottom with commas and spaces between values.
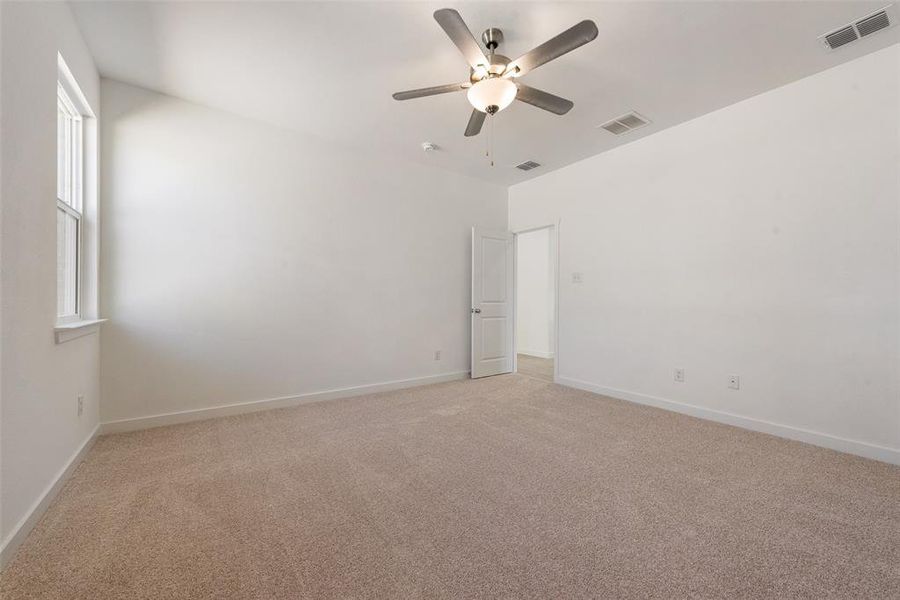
516, 353, 554, 382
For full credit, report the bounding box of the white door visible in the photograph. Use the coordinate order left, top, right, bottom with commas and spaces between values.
471, 227, 514, 378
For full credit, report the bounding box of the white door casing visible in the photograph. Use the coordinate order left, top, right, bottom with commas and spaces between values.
471, 227, 514, 378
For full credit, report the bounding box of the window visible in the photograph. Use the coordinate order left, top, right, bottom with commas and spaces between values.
57, 81, 83, 321
54, 53, 100, 342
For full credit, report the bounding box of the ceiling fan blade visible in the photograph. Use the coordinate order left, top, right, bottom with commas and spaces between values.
434, 8, 489, 70
515, 84, 574, 115
464, 109, 486, 137
392, 82, 469, 101
506, 20, 598, 77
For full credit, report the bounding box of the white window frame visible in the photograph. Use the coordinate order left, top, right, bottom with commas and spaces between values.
54, 54, 104, 343
57, 82, 84, 324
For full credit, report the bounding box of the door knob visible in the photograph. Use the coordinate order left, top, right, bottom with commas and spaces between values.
471, 308, 482, 314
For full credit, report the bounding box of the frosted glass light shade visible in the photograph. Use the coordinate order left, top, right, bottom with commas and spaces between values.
467, 78, 517, 113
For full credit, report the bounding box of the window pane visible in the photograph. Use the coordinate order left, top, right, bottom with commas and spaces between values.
57, 107, 66, 201
57, 207, 78, 317
57, 102, 72, 205
56, 82, 84, 321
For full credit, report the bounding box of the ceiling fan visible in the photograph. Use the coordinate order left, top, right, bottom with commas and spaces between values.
393, 8, 598, 137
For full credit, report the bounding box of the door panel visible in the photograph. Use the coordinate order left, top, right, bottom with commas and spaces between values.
481, 237, 508, 301
471, 227, 514, 378
481, 317, 507, 359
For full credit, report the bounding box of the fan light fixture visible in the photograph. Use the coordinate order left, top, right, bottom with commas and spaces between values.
467, 77, 517, 114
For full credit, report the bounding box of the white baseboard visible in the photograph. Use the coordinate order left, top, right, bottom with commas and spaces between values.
0, 424, 100, 570
518, 349, 554, 359
100, 370, 470, 434
556, 376, 900, 466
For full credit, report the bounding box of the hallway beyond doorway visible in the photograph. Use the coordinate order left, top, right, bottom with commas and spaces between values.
517, 354, 553, 382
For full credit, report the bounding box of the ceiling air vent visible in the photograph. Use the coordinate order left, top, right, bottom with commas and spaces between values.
856, 10, 891, 36
824, 25, 858, 49
820, 6, 896, 50
516, 160, 541, 171
599, 112, 650, 135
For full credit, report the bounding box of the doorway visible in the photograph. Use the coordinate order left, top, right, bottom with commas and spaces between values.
514, 226, 556, 382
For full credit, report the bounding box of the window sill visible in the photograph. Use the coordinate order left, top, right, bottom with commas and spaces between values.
54, 319, 107, 344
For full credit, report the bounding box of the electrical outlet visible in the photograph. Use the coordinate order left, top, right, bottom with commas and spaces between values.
728, 375, 740, 390
571, 272, 583, 284
76, 394, 84, 417
674, 368, 685, 383
434, 350, 441, 361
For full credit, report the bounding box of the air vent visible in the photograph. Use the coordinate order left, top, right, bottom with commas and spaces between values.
824, 25, 858, 49
599, 111, 651, 135
856, 10, 891, 36
600, 120, 630, 135
820, 6, 896, 50
516, 160, 541, 171
617, 113, 649, 129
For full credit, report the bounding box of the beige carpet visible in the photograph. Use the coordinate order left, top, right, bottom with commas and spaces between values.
2, 375, 899, 599
517, 353, 554, 382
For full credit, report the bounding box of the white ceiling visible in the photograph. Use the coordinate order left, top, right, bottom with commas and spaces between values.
71, 1, 899, 186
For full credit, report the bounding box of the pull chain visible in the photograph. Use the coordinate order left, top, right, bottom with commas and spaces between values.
491, 113, 497, 167
491, 117, 494, 167
485, 115, 496, 167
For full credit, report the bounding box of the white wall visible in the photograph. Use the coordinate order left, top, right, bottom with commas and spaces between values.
0, 1, 101, 561
100, 80, 507, 424
510, 45, 900, 463
516, 227, 554, 358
